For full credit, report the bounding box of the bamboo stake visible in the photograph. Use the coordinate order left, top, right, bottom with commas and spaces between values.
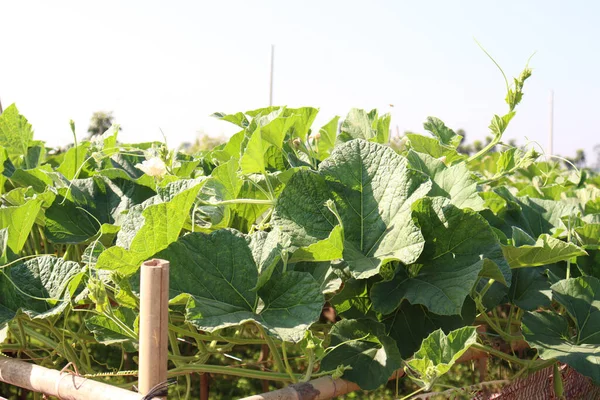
0, 356, 143, 400
138, 259, 170, 399
241, 343, 528, 400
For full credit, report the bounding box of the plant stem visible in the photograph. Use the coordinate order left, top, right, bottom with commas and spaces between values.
281, 342, 297, 383
471, 343, 529, 366
399, 386, 425, 400
256, 324, 286, 374
202, 198, 274, 206
168, 323, 268, 345
167, 364, 300, 382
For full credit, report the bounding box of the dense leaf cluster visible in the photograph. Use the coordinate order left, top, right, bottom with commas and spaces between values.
0, 66, 599, 395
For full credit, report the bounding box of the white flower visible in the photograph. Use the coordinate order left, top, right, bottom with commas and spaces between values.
135, 157, 167, 178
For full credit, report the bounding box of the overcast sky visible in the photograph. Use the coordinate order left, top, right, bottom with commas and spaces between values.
1, 0, 598, 157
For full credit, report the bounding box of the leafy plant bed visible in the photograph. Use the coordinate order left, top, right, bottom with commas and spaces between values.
0, 62, 599, 399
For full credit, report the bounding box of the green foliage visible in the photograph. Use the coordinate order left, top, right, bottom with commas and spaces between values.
1, 62, 600, 398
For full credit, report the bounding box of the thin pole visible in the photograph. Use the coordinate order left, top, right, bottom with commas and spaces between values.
138, 259, 170, 399
269, 45, 275, 106
548, 90, 554, 156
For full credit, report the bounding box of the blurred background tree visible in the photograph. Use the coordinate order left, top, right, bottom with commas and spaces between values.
180, 131, 226, 153
87, 111, 119, 139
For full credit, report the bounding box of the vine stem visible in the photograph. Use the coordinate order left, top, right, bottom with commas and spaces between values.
168, 323, 268, 345
201, 198, 274, 206
281, 342, 297, 383
471, 343, 529, 366
167, 364, 300, 382
255, 324, 286, 374
398, 386, 425, 400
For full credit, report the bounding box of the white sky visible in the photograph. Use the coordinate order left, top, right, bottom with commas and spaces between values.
1, 0, 599, 158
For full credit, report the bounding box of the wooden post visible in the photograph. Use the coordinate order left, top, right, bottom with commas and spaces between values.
0, 357, 143, 400
138, 259, 170, 399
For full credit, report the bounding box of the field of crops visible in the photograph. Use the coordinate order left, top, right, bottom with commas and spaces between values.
0, 65, 599, 399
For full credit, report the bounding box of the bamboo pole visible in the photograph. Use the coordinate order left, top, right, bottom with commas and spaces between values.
241, 343, 527, 400
0, 356, 144, 400
138, 259, 170, 399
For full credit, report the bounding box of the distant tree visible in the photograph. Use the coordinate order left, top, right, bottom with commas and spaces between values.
565, 149, 586, 169
180, 132, 226, 153
87, 111, 118, 139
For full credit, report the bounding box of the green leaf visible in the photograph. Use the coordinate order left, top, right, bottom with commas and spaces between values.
57, 142, 92, 179
0, 104, 34, 158
273, 139, 431, 279
289, 225, 344, 263
522, 276, 600, 383
407, 151, 484, 211
0, 199, 42, 253
330, 278, 377, 320
337, 109, 376, 143
211, 111, 249, 128
159, 229, 323, 342
85, 308, 137, 345
45, 176, 154, 244
0, 256, 83, 327
320, 319, 403, 390
96, 181, 204, 275
406, 326, 477, 390
248, 229, 283, 291
423, 117, 462, 148
289, 261, 342, 295
489, 112, 515, 138
574, 222, 600, 249
315, 116, 339, 160
406, 134, 465, 165
501, 234, 587, 268
508, 267, 552, 310
383, 299, 476, 358
371, 197, 509, 316
240, 127, 270, 175
337, 109, 390, 145
489, 190, 577, 238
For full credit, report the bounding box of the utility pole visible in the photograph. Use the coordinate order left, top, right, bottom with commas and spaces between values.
548, 90, 554, 156
269, 45, 275, 106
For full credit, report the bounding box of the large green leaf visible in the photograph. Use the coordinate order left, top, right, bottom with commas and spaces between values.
240, 128, 268, 174
45, 176, 154, 244
405, 134, 465, 165
159, 229, 323, 342
0, 104, 34, 159
247, 229, 284, 290
85, 308, 137, 345
0, 199, 43, 253
383, 299, 476, 359
273, 139, 431, 279
320, 319, 403, 390
423, 117, 462, 148
95, 181, 204, 275
508, 266, 552, 310
406, 326, 477, 389
407, 151, 484, 211
0, 256, 83, 327
522, 276, 600, 384
502, 234, 586, 268
337, 109, 390, 145
314, 116, 339, 160
57, 142, 92, 179
489, 190, 577, 238
371, 197, 509, 316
